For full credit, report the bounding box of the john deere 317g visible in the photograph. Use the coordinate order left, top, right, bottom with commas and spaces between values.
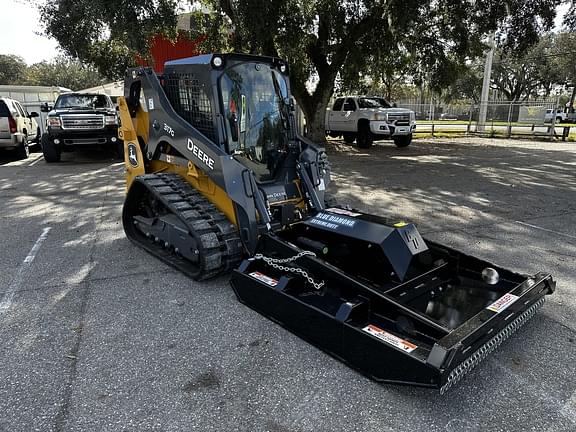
118, 53, 554, 393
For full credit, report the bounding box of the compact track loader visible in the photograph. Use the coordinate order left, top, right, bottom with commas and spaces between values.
119, 53, 555, 393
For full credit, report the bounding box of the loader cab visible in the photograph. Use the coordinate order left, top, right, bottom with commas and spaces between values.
219, 60, 291, 182
163, 54, 294, 183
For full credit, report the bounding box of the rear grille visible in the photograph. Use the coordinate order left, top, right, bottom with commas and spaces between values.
61, 115, 104, 130
387, 113, 411, 126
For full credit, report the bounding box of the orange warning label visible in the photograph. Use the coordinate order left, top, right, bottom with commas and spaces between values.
362, 324, 417, 352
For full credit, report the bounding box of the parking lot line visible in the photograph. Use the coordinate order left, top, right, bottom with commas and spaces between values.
0, 227, 51, 313
27, 154, 43, 166
515, 220, 576, 241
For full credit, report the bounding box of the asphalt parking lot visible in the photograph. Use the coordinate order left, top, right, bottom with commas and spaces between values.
0, 138, 575, 432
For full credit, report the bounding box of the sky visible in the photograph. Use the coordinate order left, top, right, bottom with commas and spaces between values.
0, 0, 572, 65
0, 0, 59, 64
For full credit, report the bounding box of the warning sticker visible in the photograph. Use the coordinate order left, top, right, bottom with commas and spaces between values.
249, 271, 278, 287
487, 293, 519, 313
362, 324, 417, 353
326, 207, 361, 217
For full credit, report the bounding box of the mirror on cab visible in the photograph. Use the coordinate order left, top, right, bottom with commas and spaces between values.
40, 102, 52, 113
29, 112, 39, 118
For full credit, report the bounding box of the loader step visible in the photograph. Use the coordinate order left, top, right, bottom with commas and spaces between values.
122, 173, 243, 280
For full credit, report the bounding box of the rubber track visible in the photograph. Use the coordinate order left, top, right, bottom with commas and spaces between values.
124, 172, 243, 280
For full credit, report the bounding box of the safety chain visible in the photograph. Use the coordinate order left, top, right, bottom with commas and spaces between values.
250, 251, 325, 290
439, 297, 546, 394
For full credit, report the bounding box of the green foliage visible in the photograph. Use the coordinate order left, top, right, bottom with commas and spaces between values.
338, 48, 414, 100
549, 32, 576, 86
550, 31, 576, 109
36, 0, 564, 139
491, 33, 569, 101
39, 0, 179, 79
191, 0, 562, 140
26, 56, 106, 91
0, 55, 28, 85
442, 63, 484, 103
0, 54, 106, 91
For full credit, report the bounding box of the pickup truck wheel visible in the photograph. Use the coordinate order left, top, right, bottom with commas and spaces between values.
393, 134, 413, 148
42, 134, 61, 163
343, 133, 355, 144
356, 124, 373, 149
15, 133, 30, 160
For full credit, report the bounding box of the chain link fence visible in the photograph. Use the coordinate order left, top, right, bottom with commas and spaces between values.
396, 98, 575, 140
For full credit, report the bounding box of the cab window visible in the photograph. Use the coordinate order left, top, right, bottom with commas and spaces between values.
15, 102, 27, 117
0, 101, 10, 117
332, 98, 344, 111
343, 98, 356, 111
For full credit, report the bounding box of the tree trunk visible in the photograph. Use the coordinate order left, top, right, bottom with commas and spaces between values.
569, 85, 576, 113
305, 105, 330, 143
301, 89, 334, 143
292, 71, 337, 144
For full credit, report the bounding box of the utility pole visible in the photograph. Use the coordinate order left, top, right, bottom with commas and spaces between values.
477, 33, 495, 132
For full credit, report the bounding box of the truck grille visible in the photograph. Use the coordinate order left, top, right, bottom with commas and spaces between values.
61, 115, 105, 130
387, 113, 411, 126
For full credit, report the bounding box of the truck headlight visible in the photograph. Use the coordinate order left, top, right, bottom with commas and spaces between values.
374, 113, 387, 121
47, 117, 61, 127
105, 116, 118, 125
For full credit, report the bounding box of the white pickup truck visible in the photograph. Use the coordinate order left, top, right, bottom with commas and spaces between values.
325, 96, 416, 148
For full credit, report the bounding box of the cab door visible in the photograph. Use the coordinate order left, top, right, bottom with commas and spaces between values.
339, 98, 357, 132
327, 98, 345, 132
329, 98, 357, 132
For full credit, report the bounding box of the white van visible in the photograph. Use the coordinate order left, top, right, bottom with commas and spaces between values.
0, 97, 40, 159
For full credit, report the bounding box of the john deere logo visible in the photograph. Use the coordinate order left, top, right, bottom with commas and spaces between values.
127, 143, 138, 167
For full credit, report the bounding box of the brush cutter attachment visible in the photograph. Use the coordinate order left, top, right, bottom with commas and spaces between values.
231, 208, 555, 392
